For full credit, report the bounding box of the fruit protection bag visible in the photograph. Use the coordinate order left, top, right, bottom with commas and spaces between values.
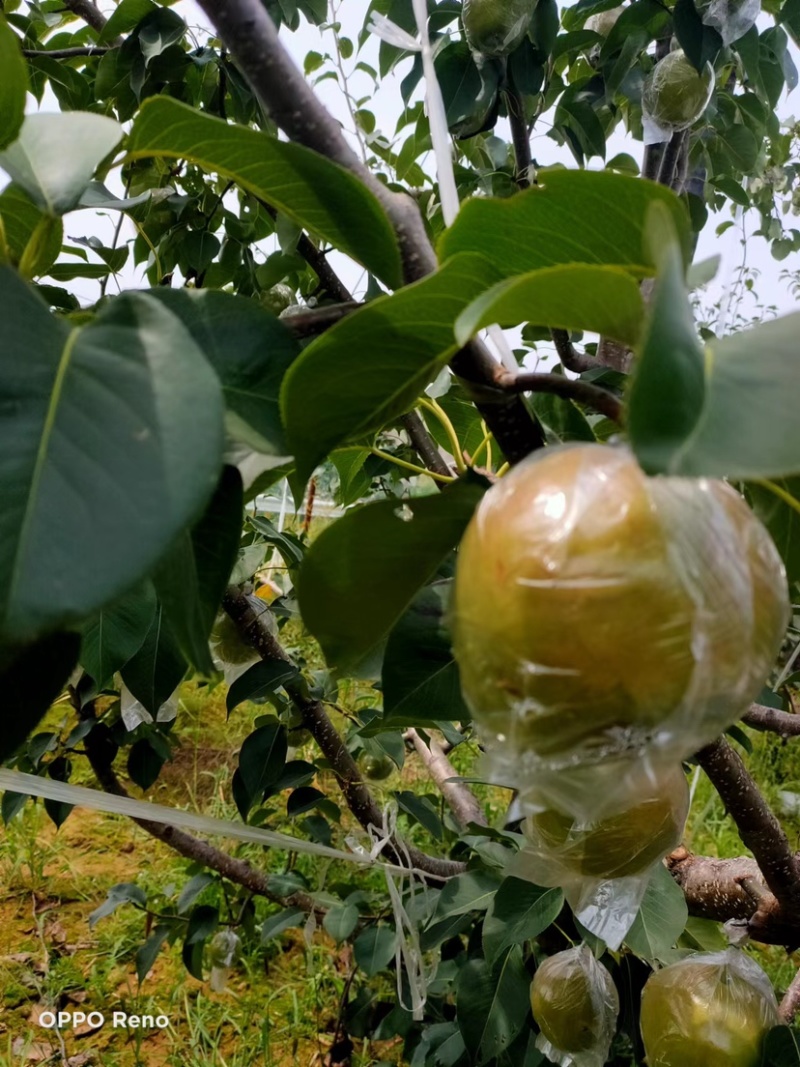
699, 0, 761, 45
641, 50, 715, 144
509, 758, 689, 948
530, 944, 619, 1067
640, 948, 778, 1067
463, 0, 536, 57
452, 443, 788, 783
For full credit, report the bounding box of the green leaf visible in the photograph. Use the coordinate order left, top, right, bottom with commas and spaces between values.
624, 864, 688, 962
482, 878, 564, 965
153, 467, 243, 674
89, 882, 147, 927
439, 169, 691, 278
627, 217, 706, 475
0, 633, 81, 762
0, 271, 224, 645
120, 605, 187, 716
455, 264, 644, 348
282, 254, 500, 479
127, 738, 165, 790
382, 582, 469, 724
0, 185, 63, 276
297, 475, 487, 672
99, 0, 157, 40
395, 790, 445, 840
146, 290, 299, 457
126, 96, 401, 288
457, 948, 531, 1066
0, 113, 123, 216
136, 924, 172, 983
177, 872, 215, 914
80, 583, 158, 690
186, 904, 219, 944
226, 660, 301, 715
323, 903, 360, 943
237, 723, 288, 814
354, 925, 397, 977
746, 479, 800, 585
261, 907, 305, 942
635, 311, 800, 478
0, 15, 27, 151
435, 870, 502, 919
762, 1025, 800, 1066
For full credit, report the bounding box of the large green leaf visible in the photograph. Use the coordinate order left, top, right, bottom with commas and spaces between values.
435, 870, 503, 918
382, 581, 470, 724
631, 311, 800, 478
439, 169, 691, 277
624, 864, 688, 963
0, 633, 81, 761
456, 948, 532, 1066
126, 97, 401, 288
0, 269, 224, 645
0, 15, 27, 151
482, 878, 564, 965
120, 604, 187, 715
454, 264, 645, 348
0, 113, 123, 215
153, 467, 243, 674
80, 583, 158, 690
627, 225, 706, 474
353, 925, 397, 977
282, 254, 501, 480
297, 475, 486, 672
146, 290, 299, 456
0, 184, 63, 277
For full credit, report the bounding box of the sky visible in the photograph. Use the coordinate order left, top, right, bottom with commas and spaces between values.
5, 0, 799, 324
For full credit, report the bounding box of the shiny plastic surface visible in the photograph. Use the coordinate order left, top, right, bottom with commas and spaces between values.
530, 944, 619, 1067
699, 0, 761, 44
463, 0, 536, 56
642, 50, 715, 143
452, 443, 788, 775
640, 948, 779, 1067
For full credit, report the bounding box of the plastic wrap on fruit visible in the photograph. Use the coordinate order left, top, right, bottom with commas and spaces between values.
510, 759, 689, 948
530, 944, 619, 1067
209, 607, 261, 685
641, 50, 715, 144
463, 0, 537, 57
698, 0, 760, 45
208, 929, 241, 993
640, 948, 778, 1067
451, 443, 789, 781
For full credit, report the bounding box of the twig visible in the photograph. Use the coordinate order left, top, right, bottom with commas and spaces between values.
260, 201, 354, 304
222, 586, 465, 881
194, 0, 546, 465
280, 301, 363, 338
742, 703, 800, 739
550, 328, 604, 374
406, 729, 486, 830
497, 370, 624, 422
779, 966, 800, 1023
400, 411, 453, 479
505, 85, 532, 190
696, 738, 800, 917
23, 45, 111, 57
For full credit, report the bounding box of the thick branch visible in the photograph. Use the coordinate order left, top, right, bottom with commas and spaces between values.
222, 587, 465, 881
24, 45, 111, 57
61, 0, 122, 43
550, 328, 603, 374
779, 967, 800, 1023
406, 729, 487, 830
497, 370, 624, 422
697, 738, 800, 915
742, 703, 800, 738
657, 129, 687, 189
81, 704, 318, 914
195, 0, 546, 466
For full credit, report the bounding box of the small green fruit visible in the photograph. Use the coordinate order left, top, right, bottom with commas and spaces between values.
463, 0, 537, 57
361, 753, 395, 781
642, 49, 715, 131
530, 944, 619, 1056
259, 283, 296, 315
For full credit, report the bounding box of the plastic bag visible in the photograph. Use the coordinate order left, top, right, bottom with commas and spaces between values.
510, 759, 689, 948
463, 0, 536, 57
451, 443, 788, 778
208, 929, 241, 993
530, 944, 619, 1067
640, 947, 778, 1067
642, 50, 715, 144
120, 684, 178, 731
699, 0, 761, 45
209, 604, 263, 685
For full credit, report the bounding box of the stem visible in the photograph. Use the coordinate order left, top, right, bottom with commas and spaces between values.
755, 478, 800, 518
400, 411, 452, 479
260, 201, 354, 304
496, 461, 509, 477
498, 370, 624, 422
418, 397, 466, 472
505, 85, 532, 190
370, 447, 454, 484
550, 328, 604, 373
470, 426, 493, 466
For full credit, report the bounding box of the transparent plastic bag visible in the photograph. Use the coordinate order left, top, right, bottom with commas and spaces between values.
699, 0, 761, 45
120, 684, 178, 730
208, 929, 241, 993
209, 604, 263, 685
463, 0, 536, 57
640, 947, 778, 1067
530, 944, 619, 1067
642, 50, 715, 144
510, 759, 689, 948
452, 443, 788, 778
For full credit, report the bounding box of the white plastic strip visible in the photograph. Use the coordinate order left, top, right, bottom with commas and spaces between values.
0, 769, 428, 879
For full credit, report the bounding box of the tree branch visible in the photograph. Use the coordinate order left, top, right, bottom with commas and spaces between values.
406, 729, 486, 830
61, 0, 122, 43
280, 301, 363, 338
194, 0, 546, 466
24, 45, 111, 57
497, 370, 624, 422
696, 738, 800, 916
657, 129, 687, 189
742, 703, 800, 738
401, 411, 453, 479
79, 702, 319, 915
779, 967, 800, 1023
222, 586, 465, 881
550, 328, 604, 374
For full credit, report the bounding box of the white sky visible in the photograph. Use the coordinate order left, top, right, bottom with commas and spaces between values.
7, 0, 799, 324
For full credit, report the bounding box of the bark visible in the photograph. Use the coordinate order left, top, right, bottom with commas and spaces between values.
406, 729, 487, 830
